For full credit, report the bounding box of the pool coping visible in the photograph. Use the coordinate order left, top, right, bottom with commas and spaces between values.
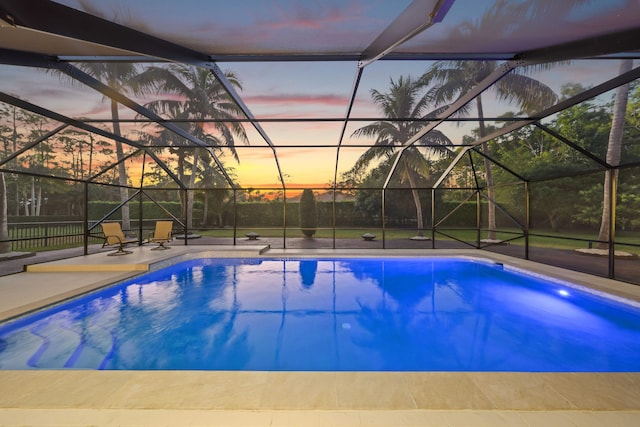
1, 247, 640, 413
1, 370, 640, 411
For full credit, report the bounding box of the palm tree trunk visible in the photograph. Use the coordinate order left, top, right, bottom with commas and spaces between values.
78, 138, 84, 180
202, 191, 209, 226
11, 110, 19, 216
596, 59, 632, 249
404, 160, 425, 236
0, 173, 10, 253
187, 148, 200, 230
13, 179, 19, 216
177, 150, 186, 215
88, 134, 94, 177
476, 95, 497, 240
111, 100, 131, 230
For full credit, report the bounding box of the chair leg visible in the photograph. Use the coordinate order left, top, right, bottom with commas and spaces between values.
151, 241, 170, 250
108, 244, 133, 256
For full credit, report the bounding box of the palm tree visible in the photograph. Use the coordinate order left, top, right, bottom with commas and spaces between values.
137, 64, 248, 229
423, 61, 557, 240
420, 0, 601, 241
0, 106, 12, 253
596, 59, 634, 249
68, 63, 152, 230
350, 75, 452, 237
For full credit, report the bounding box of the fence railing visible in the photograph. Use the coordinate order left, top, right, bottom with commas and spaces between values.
7, 221, 82, 251
5, 220, 156, 252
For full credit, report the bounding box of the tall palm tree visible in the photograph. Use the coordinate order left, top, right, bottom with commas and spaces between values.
197, 155, 236, 227
350, 75, 452, 237
420, 0, 600, 241
137, 64, 248, 228
0, 106, 12, 253
71, 63, 152, 230
423, 61, 557, 240
597, 59, 634, 249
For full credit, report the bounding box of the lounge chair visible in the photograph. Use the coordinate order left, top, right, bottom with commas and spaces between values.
101, 222, 138, 256
148, 220, 173, 250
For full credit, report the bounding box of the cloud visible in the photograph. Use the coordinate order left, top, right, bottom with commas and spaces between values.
247, 93, 348, 107
258, 2, 363, 30
242, 93, 352, 120
169, 0, 381, 54
79, 101, 112, 117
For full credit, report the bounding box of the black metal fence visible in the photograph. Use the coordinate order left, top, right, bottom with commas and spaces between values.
5, 219, 183, 252
8, 221, 88, 251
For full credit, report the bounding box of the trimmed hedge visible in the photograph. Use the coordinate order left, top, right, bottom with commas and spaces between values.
8, 215, 84, 223
9, 200, 521, 229
87, 201, 193, 220
299, 189, 318, 237
235, 201, 366, 228
235, 200, 483, 228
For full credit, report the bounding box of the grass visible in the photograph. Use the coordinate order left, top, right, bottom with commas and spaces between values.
195, 227, 640, 255
196, 227, 428, 240
11, 226, 640, 256
435, 228, 640, 254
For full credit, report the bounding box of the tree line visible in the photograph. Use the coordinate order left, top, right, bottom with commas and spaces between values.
1, 0, 638, 252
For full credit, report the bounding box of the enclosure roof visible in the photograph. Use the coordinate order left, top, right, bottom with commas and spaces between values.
0, 0, 639, 63
1, 1, 640, 192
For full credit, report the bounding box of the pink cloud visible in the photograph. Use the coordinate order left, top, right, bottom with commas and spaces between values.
260, 3, 361, 30
246, 93, 348, 107
171, 0, 380, 54
79, 102, 111, 117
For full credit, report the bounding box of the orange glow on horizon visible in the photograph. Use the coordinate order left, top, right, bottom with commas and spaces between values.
238, 183, 340, 201
241, 182, 331, 190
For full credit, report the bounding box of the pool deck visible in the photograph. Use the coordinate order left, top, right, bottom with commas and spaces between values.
1, 246, 640, 426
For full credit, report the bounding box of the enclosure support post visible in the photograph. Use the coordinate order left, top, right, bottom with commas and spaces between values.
183, 188, 189, 246
232, 189, 237, 245
431, 188, 435, 249
138, 152, 146, 241
138, 191, 143, 242
524, 181, 530, 260
332, 186, 336, 250
283, 188, 287, 249
381, 188, 386, 249
608, 168, 617, 278
476, 190, 481, 249
83, 181, 89, 255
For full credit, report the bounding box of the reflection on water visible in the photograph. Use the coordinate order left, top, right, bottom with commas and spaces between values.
299, 260, 318, 288
1, 258, 639, 371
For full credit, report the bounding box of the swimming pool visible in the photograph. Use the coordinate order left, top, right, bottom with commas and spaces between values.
1, 257, 639, 371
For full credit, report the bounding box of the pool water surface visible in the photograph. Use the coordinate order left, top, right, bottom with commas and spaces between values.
1, 257, 639, 371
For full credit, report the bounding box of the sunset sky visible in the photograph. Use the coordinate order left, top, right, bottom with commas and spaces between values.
0, 0, 630, 189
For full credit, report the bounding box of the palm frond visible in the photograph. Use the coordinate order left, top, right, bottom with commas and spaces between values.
496, 72, 558, 114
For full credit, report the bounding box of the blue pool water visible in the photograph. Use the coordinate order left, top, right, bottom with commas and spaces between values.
1, 257, 639, 371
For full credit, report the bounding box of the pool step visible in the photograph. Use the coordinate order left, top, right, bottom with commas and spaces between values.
18, 320, 114, 369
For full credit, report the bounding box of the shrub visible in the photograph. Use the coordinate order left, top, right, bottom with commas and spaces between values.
299, 189, 317, 237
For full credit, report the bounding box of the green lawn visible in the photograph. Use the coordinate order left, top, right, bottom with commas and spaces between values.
196, 226, 640, 255
15, 226, 640, 256
434, 228, 640, 254
197, 227, 429, 240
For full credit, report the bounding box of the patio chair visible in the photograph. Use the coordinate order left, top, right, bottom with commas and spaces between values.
101, 222, 138, 256
148, 220, 173, 250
